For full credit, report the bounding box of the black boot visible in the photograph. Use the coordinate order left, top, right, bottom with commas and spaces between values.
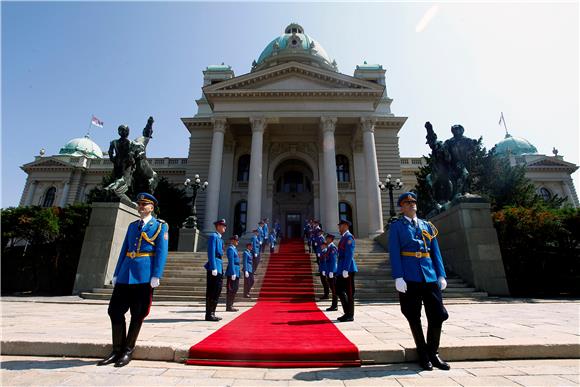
226, 294, 238, 312
97, 321, 125, 366
115, 320, 142, 367
427, 322, 450, 370
205, 297, 218, 321
409, 320, 433, 371
211, 300, 222, 321
326, 298, 338, 312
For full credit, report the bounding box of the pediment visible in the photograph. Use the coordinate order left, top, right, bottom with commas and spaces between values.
203, 61, 383, 95
526, 156, 578, 170
22, 157, 74, 170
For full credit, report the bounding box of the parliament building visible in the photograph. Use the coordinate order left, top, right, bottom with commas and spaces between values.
19, 23, 579, 241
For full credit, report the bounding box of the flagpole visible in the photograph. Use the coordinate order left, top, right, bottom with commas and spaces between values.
87, 115, 92, 138
500, 112, 509, 135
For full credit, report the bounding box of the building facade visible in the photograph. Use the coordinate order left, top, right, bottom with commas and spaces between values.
18, 23, 578, 241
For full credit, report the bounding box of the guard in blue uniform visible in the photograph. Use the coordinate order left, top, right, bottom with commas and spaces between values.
389, 192, 450, 371
205, 219, 226, 322
98, 193, 168, 367
250, 228, 261, 274
225, 234, 241, 312
258, 220, 265, 253
325, 233, 339, 311
269, 231, 277, 253
262, 218, 269, 252
336, 219, 358, 322
318, 241, 330, 300
242, 242, 254, 298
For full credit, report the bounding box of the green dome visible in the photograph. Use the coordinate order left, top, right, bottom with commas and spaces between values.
495, 133, 538, 156
59, 135, 103, 159
253, 23, 336, 72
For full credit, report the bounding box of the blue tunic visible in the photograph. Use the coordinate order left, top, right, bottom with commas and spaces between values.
225, 244, 241, 277
204, 232, 224, 274
326, 243, 338, 274
318, 247, 328, 273
242, 249, 253, 273
114, 217, 168, 284
337, 231, 358, 273
250, 235, 260, 256
388, 217, 446, 283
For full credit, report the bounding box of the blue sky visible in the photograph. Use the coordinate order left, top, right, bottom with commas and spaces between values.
2, 2, 578, 207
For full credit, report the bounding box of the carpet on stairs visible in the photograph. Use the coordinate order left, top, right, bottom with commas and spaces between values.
186, 239, 361, 367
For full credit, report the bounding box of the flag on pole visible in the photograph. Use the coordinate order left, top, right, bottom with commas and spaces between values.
91, 115, 104, 128
498, 112, 505, 126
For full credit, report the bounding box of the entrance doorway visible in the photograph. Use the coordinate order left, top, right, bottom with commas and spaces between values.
272, 159, 314, 240
286, 213, 302, 239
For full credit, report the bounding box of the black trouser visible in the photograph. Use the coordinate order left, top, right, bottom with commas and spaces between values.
336, 272, 356, 317
108, 283, 153, 351
327, 275, 338, 307
254, 255, 261, 273
399, 281, 449, 356
243, 272, 255, 296
226, 276, 239, 309
319, 272, 329, 297
205, 271, 223, 317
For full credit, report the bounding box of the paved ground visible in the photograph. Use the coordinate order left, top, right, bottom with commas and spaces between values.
1, 297, 579, 363
1, 356, 579, 386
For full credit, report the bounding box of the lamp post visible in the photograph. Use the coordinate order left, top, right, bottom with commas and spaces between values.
379, 174, 404, 223
182, 174, 208, 229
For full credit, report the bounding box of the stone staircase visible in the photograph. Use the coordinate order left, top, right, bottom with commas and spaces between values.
80, 251, 271, 302
311, 238, 488, 302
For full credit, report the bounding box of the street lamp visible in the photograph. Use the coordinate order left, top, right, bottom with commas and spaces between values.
379, 174, 404, 223
182, 174, 208, 229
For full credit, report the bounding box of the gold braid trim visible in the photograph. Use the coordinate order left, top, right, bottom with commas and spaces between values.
141, 223, 163, 246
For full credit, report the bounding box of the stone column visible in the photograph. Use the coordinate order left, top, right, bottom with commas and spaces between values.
321, 117, 340, 232
59, 182, 70, 207
245, 117, 266, 235
361, 117, 384, 237
24, 180, 38, 206
203, 118, 227, 232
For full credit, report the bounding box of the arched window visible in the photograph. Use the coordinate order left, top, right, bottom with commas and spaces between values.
339, 201, 353, 231
237, 154, 250, 182
539, 187, 551, 201
42, 187, 56, 207
276, 171, 311, 193
336, 155, 350, 182
233, 201, 248, 236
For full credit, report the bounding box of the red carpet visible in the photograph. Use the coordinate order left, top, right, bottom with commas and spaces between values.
186, 239, 361, 367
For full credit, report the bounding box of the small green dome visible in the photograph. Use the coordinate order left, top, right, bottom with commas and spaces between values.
253, 23, 336, 72
59, 135, 103, 159
495, 133, 538, 156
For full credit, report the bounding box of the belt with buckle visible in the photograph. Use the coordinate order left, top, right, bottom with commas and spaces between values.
126, 252, 155, 259
401, 251, 430, 258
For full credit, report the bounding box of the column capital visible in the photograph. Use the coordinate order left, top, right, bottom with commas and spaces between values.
250, 117, 267, 133
212, 118, 227, 133
360, 117, 377, 133
320, 116, 338, 133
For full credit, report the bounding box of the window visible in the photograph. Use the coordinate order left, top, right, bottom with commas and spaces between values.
276, 171, 311, 193
539, 187, 551, 201
339, 201, 353, 225
42, 187, 56, 207
233, 201, 247, 236
336, 155, 350, 182
237, 155, 250, 182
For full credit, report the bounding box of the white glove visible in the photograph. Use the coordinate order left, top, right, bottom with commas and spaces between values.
245, 271, 249, 278
395, 277, 407, 293
112, 276, 117, 286
342, 270, 349, 278
150, 277, 160, 288
314, 243, 317, 246
211, 269, 218, 276
231, 274, 236, 280
438, 276, 447, 291
329, 272, 334, 278
259, 241, 262, 245
254, 254, 258, 258
322, 271, 326, 276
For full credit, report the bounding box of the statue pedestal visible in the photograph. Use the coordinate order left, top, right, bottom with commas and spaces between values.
73, 202, 139, 294
430, 201, 510, 296
178, 227, 206, 252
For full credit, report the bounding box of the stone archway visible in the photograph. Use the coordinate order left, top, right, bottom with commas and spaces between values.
272, 159, 314, 239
